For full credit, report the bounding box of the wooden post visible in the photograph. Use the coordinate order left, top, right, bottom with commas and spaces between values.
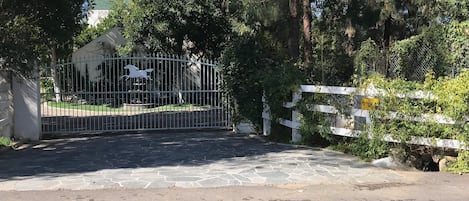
262, 95, 271, 136
291, 89, 302, 143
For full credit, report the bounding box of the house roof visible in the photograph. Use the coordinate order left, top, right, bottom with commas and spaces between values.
72, 27, 126, 58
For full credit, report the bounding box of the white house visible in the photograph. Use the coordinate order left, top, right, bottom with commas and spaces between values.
86, 0, 111, 27
72, 27, 126, 82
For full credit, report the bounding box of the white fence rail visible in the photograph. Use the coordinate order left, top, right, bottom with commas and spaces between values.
262, 85, 467, 150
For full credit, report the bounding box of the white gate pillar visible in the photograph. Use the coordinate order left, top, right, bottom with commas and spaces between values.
0, 71, 13, 138
13, 71, 41, 141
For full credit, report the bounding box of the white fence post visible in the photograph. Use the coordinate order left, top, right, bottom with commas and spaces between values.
291, 89, 302, 143
262, 95, 271, 136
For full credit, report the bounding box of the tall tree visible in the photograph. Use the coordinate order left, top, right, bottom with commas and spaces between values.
0, 1, 42, 73
38, 0, 87, 102
121, 0, 231, 58
288, 0, 300, 59
302, 0, 313, 70
0, 0, 88, 102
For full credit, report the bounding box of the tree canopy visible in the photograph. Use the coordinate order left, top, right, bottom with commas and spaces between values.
116, 0, 232, 58
0, 0, 87, 74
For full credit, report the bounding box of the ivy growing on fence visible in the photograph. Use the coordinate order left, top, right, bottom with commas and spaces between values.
362, 72, 469, 172
298, 71, 469, 172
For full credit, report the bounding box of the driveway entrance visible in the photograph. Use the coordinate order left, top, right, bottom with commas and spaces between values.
0, 131, 406, 191
41, 54, 231, 135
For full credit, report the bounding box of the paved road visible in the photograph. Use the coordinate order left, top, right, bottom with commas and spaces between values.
1, 131, 406, 191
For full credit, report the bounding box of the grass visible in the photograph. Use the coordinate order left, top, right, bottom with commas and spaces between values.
0, 137, 12, 147
47, 101, 208, 112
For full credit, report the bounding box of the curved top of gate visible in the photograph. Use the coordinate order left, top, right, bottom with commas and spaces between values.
62, 53, 218, 67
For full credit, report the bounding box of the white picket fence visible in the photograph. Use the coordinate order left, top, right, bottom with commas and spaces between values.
262, 85, 467, 150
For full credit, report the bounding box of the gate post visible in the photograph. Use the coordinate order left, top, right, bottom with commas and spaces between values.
13, 67, 41, 140
0, 71, 13, 138
262, 95, 271, 136
291, 89, 302, 143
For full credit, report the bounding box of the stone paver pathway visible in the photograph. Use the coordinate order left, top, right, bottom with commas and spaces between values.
0, 131, 405, 191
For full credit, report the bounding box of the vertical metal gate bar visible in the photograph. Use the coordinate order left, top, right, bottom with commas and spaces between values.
182, 55, 187, 128
173, 54, 178, 129
149, 55, 154, 130
161, 54, 165, 129
178, 54, 182, 128
107, 56, 112, 131
121, 56, 126, 131
66, 60, 70, 131
167, 54, 172, 129
191, 59, 195, 129
41, 54, 232, 135
183, 58, 186, 128
174, 54, 178, 129
166, 54, 170, 129
211, 59, 215, 127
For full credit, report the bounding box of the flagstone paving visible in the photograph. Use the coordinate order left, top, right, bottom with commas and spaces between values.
0, 131, 405, 191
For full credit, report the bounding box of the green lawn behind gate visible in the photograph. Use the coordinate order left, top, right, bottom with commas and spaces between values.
47, 101, 209, 112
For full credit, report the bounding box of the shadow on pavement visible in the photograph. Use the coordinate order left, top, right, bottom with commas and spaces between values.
0, 131, 367, 180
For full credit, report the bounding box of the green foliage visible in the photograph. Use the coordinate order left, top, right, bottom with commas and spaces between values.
296, 94, 334, 143
47, 102, 203, 112
363, 73, 465, 138
389, 27, 449, 81
1, 0, 88, 74
448, 150, 469, 173
303, 71, 469, 164
74, 0, 128, 49
328, 135, 389, 161
221, 36, 265, 128
0, 13, 42, 73
311, 1, 469, 84
0, 137, 12, 147
220, 1, 301, 138
40, 78, 54, 92
357, 72, 469, 169
353, 39, 381, 85
221, 34, 302, 132
384, 21, 469, 82
445, 21, 469, 69
350, 133, 389, 161
430, 71, 469, 120
40, 78, 54, 101
266, 123, 293, 144
119, 0, 231, 57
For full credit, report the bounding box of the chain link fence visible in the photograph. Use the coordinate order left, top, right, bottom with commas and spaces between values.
363, 43, 463, 82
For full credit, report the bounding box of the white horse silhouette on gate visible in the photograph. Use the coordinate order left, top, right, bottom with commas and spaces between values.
122, 64, 154, 80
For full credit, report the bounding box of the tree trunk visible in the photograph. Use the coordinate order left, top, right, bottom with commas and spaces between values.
302, 0, 313, 70
383, 16, 392, 48
50, 45, 61, 102
288, 0, 300, 60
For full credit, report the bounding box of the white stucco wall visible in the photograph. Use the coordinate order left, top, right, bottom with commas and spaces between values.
13, 75, 41, 140
0, 71, 12, 138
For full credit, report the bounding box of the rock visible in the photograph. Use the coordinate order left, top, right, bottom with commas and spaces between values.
372, 157, 401, 169
234, 122, 256, 134
439, 156, 457, 172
